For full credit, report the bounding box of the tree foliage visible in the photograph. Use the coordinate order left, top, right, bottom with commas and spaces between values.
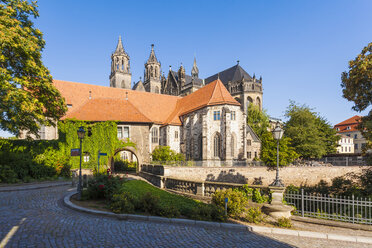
341, 42, 372, 157
247, 104, 298, 166
0, 0, 66, 137
341, 42, 371, 112
284, 101, 339, 159
151, 146, 185, 163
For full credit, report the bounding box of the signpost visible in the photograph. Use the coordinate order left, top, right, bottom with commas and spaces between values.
225, 197, 228, 216
97, 150, 107, 173
70, 148, 80, 156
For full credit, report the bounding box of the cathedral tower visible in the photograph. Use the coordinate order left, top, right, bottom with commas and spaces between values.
191, 57, 199, 79
144, 44, 161, 93
110, 36, 131, 89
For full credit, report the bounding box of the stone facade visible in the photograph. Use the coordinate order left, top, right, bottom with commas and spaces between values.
109, 36, 131, 89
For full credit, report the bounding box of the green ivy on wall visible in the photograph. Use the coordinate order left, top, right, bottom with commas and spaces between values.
0, 120, 136, 171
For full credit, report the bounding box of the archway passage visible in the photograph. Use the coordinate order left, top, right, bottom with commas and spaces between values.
108, 146, 141, 174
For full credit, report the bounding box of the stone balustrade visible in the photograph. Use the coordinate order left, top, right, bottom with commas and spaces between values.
139, 171, 265, 198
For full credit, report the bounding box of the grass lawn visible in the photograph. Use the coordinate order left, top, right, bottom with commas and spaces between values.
120, 180, 203, 214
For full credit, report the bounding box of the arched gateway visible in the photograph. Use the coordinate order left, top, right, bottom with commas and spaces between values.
108, 146, 141, 173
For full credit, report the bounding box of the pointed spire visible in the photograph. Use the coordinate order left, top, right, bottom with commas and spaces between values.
114, 35, 125, 54
191, 57, 199, 79
147, 44, 158, 63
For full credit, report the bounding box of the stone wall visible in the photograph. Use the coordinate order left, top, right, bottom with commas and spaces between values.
162, 166, 366, 186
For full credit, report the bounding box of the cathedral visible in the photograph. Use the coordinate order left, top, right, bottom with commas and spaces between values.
22, 36, 263, 165
109, 36, 263, 114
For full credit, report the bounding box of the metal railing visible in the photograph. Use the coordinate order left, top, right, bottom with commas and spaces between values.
285, 189, 372, 225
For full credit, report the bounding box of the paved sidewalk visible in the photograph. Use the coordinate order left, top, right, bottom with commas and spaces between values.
0, 180, 72, 192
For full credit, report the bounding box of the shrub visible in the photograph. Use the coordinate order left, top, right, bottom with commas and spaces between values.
212, 188, 248, 217
113, 159, 137, 172
86, 174, 124, 200
156, 205, 180, 218
245, 207, 265, 224
110, 192, 136, 214
139, 192, 160, 214
0, 165, 18, 183
277, 217, 292, 228
151, 146, 185, 163
252, 188, 269, 203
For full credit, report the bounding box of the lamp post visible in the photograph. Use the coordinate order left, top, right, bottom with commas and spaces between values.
77, 126, 86, 200
270, 122, 285, 187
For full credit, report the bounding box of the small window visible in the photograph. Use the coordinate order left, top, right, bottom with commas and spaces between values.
247, 152, 251, 159
247, 139, 251, 146
123, 127, 129, 139
355, 144, 358, 150
335, 127, 339, 131
362, 143, 366, 149
254, 152, 257, 158
67, 104, 73, 108
83, 152, 90, 162
346, 126, 351, 130
349, 147, 351, 152
117, 127, 123, 139
175, 131, 179, 140
231, 111, 236, 121
354, 134, 357, 139
347, 134, 350, 137
213, 111, 220, 121
151, 127, 159, 143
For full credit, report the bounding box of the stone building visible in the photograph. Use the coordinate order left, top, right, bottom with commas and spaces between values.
336, 134, 354, 154
109, 36, 263, 115
40, 79, 258, 164
20, 36, 262, 164
334, 115, 367, 154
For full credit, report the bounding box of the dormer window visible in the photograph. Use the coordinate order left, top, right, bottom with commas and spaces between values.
346, 126, 351, 130
335, 127, 339, 131
67, 104, 72, 108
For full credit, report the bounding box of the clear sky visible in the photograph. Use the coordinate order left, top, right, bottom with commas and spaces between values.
1, 0, 371, 137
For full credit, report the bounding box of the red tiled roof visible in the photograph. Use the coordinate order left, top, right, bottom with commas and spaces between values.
54, 79, 239, 125
334, 115, 361, 133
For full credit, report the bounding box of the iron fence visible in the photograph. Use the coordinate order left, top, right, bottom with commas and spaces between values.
285, 189, 372, 225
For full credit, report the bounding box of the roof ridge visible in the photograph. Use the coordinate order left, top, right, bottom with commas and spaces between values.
125, 100, 152, 123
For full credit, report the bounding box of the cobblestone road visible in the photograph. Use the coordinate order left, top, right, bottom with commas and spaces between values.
0, 186, 369, 248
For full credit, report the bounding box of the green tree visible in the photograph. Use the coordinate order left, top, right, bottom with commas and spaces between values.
247, 103, 270, 138
151, 146, 185, 163
247, 103, 298, 166
341, 42, 372, 157
285, 101, 339, 159
260, 132, 298, 167
0, 0, 66, 137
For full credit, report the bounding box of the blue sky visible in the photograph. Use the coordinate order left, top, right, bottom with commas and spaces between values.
1, 0, 371, 137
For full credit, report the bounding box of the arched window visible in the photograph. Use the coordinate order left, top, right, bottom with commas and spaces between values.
151, 127, 158, 143
256, 97, 261, 110
155, 67, 158, 78
198, 134, 203, 160
231, 134, 235, 157
213, 133, 221, 158
151, 66, 154, 77
247, 96, 253, 104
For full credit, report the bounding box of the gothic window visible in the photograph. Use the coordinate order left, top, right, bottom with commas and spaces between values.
151, 127, 159, 143
151, 66, 154, 77
256, 97, 261, 110
155, 67, 158, 78
247, 96, 253, 104
213, 111, 220, 121
252, 84, 254, 90
213, 133, 221, 158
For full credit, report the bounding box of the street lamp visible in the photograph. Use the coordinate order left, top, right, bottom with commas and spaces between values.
77, 126, 86, 200
270, 122, 285, 187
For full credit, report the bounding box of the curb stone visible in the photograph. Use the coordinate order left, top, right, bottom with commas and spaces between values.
63, 191, 372, 244
0, 181, 71, 192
